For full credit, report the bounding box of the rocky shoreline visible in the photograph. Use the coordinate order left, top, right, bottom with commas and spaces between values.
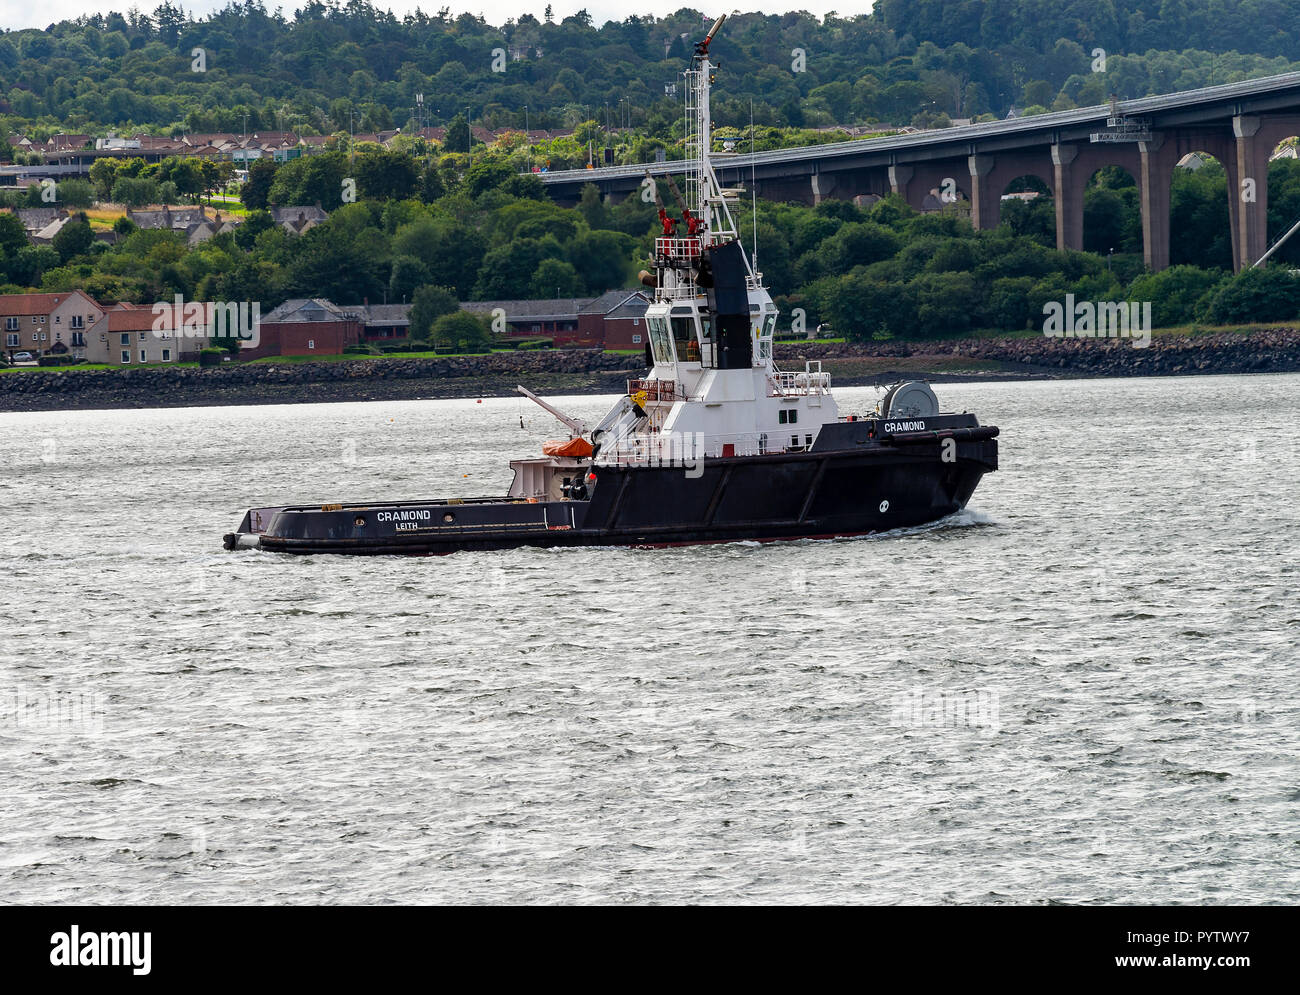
2, 328, 1298, 413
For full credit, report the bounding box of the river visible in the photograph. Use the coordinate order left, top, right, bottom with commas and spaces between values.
1, 375, 1296, 904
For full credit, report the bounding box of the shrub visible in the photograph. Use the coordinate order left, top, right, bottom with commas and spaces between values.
198, 348, 228, 367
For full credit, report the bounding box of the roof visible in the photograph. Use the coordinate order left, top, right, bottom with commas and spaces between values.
270, 205, 328, 223
261, 298, 359, 323
0, 291, 100, 317
356, 304, 412, 325
461, 297, 592, 320
579, 289, 647, 315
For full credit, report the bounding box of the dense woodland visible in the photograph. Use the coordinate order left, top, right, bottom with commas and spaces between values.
4, 3, 1300, 341
3, 3, 1300, 142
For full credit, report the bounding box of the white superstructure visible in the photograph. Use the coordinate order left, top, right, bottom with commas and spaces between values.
588, 14, 839, 466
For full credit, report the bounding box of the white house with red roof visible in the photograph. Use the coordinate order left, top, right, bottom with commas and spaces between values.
0, 291, 105, 361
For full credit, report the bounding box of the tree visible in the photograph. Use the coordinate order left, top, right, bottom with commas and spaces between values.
52, 217, 95, 263
241, 161, 278, 211
1200, 266, 1300, 324
55, 180, 96, 208
530, 258, 580, 298
431, 310, 489, 352
112, 176, 160, 208
355, 149, 419, 201
576, 183, 609, 229
445, 113, 471, 153
389, 254, 431, 302
409, 285, 459, 339
0, 212, 27, 258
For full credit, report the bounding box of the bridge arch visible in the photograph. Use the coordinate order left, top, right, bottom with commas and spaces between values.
1265, 136, 1300, 266
1168, 151, 1232, 270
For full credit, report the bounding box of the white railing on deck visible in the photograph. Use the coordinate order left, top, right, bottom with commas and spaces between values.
769, 361, 831, 396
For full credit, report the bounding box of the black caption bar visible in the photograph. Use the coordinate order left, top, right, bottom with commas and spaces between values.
0, 907, 1290, 984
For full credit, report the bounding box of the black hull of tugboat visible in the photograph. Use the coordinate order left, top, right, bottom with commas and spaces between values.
225, 423, 998, 555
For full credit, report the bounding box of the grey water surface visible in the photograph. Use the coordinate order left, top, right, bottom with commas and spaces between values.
1, 374, 1296, 904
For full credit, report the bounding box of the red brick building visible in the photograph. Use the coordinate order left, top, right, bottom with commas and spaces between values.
240, 298, 363, 359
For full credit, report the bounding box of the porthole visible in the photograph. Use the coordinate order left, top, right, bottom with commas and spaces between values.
443, 512, 455, 523
353, 516, 366, 527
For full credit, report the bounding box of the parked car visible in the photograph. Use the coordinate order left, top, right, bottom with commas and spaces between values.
10, 351, 36, 363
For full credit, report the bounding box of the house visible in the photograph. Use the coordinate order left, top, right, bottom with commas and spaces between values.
127, 205, 208, 231
30, 215, 74, 245
270, 205, 327, 234
460, 297, 588, 342
459, 290, 649, 348
0, 291, 105, 361
355, 304, 412, 340
126, 205, 241, 245
240, 298, 363, 359
582, 290, 650, 349
81, 302, 209, 365
45, 134, 91, 153
9, 207, 66, 237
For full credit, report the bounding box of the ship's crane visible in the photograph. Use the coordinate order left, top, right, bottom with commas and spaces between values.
515, 384, 586, 437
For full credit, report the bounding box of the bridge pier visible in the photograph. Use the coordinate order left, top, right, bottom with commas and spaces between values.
810, 171, 837, 205
1139, 135, 1171, 273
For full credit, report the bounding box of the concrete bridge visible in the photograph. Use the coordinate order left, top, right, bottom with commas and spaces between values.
538, 71, 1300, 272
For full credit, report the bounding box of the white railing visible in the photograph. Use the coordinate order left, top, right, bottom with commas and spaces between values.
600, 430, 803, 465
770, 361, 831, 396
655, 236, 702, 260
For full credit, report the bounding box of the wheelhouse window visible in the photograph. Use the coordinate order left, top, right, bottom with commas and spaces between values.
646, 315, 674, 365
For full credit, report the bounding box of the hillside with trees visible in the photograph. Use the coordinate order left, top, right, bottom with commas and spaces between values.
3, 3, 1300, 146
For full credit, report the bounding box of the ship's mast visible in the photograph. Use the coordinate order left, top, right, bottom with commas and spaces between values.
683, 14, 742, 259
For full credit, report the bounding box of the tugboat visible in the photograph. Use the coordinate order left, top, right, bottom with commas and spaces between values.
222, 14, 998, 556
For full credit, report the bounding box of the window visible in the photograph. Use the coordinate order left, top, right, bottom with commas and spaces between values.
631, 335, 642, 344
4, 318, 16, 331
140, 349, 147, 362
120, 333, 130, 346
806, 434, 813, 447
31, 316, 37, 324
39, 316, 45, 324
71, 315, 84, 329
120, 351, 130, 363
778, 409, 798, 425
55, 332, 62, 341
162, 349, 171, 362
71, 332, 85, 347
632, 318, 639, 326
138, 331, 146, 341
39, 332, 46, 341
791, 435, 800, 448
307, 339, 315, 349
55, 315, 60, 323
646, 315, 673, 365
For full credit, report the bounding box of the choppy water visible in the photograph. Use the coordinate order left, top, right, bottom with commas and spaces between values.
1, 375, 1297, 905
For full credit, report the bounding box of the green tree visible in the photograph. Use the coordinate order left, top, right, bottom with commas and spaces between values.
445, 113, 471, 153
52, 217, 95, 263
409, 285, 459, 339
431, 310, 489, 351
241, 160, 278, 211
355, 149, 419, 201
530, 258, 580, 298
389, 255, 431, 302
